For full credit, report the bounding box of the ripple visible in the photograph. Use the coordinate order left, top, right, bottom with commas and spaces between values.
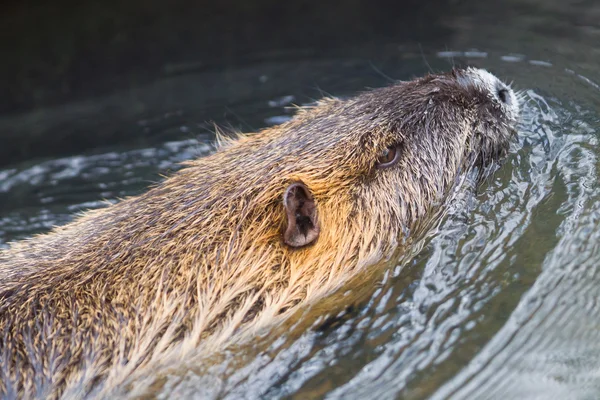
431, 91, 600, 400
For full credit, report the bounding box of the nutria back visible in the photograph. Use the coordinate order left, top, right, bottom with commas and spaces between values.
0, 67, 520, 399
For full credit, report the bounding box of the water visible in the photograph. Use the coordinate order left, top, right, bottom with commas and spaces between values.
2, 2, 600, 399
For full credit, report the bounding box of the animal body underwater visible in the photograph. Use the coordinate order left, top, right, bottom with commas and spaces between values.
0, 67, 520, 399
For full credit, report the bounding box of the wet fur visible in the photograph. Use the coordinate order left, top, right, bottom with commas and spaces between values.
0, 69, 517, 399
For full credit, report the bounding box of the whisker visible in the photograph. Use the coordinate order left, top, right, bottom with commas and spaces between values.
368, 61, 396, 83
418, 43, 434, 74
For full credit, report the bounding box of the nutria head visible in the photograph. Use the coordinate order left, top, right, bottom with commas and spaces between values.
0, 67, 519, 398
270, 67, 519, 252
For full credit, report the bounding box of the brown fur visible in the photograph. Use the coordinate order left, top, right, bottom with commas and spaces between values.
0, 68, 519, 399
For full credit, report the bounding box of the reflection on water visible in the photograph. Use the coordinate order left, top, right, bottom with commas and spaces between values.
2, 35, 600, 400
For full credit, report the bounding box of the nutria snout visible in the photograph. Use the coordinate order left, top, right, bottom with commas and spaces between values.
0, 67, 520, 398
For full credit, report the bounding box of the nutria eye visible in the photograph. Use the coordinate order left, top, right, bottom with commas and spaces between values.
376, 145, 400, 169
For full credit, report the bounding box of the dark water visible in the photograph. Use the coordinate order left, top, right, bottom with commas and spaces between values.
2, 1, 600, 399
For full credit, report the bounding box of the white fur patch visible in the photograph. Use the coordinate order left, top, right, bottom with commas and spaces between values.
458, 67, 520, 121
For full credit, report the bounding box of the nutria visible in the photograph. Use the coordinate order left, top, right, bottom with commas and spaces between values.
0, 67, 520, 399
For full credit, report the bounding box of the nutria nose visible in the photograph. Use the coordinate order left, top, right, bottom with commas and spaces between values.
458, 67, 519, 117
496, 85, 510, 105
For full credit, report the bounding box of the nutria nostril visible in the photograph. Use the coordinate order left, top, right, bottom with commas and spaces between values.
497, 87, 510, 104
0, 67, 520, 398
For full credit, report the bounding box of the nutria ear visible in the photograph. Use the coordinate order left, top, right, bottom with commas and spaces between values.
283, 182, 320, 248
